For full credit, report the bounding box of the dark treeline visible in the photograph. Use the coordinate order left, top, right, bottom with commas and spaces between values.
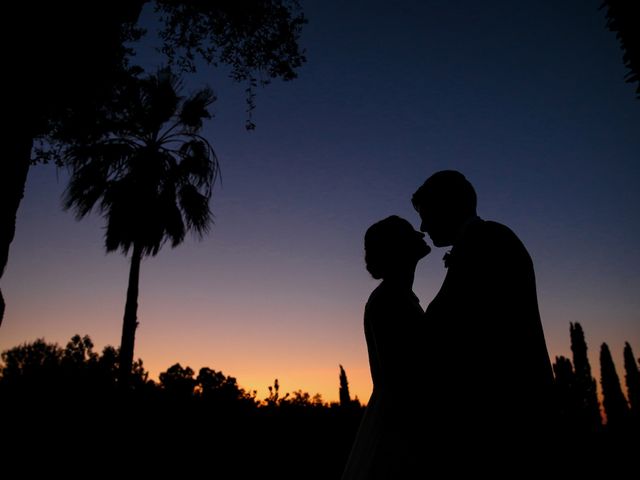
1, 324, 638, 478
0, 335, 362, 478
552, 322, 639, 433
549, 323, 638, 477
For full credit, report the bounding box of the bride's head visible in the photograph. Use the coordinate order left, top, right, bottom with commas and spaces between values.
364, 215, 430, 280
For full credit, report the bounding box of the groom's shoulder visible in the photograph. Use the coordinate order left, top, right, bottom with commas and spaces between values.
477, 220, 531, 258
467, 219, 527, 250
481, 220, 519, 240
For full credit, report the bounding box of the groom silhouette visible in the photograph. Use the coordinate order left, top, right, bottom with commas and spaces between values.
412, 171, 554, 460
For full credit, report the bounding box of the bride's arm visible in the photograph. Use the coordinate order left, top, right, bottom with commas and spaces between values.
368, 299, 418, 394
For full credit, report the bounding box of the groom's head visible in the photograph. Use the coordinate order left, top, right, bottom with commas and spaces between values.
412, 170, 477, 247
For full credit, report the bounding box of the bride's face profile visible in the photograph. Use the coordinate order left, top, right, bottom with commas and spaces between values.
365, 216, 430, 280
409, 228, 431, 262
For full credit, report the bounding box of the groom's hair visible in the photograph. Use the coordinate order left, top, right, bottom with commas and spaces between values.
412, 170, 477, 217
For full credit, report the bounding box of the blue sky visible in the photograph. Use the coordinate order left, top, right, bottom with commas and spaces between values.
2, 0, 638, 402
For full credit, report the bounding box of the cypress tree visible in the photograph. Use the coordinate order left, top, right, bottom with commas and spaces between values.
599, 343, 629, 429
553, 355, 579, 431
623, 342, 640, 422
569, 323, 602, 430
339, 364, 351, 407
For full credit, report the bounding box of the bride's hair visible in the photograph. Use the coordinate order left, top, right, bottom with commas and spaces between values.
364, 215, 416, 279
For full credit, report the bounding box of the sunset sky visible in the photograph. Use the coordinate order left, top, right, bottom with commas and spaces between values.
2, 0, 638, 403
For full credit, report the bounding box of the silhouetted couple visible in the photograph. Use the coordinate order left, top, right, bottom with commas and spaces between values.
342, 171, 555, 479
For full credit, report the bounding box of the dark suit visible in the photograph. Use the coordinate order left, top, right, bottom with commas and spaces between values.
425, 217, 554, 458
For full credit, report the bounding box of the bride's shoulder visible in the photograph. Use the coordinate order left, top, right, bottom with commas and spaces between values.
365, 281, 406, 313
365, 282, 390, 309
365, 282, 385, 306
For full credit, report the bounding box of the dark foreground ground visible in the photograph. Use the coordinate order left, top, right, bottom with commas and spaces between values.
1, 392, 637, 479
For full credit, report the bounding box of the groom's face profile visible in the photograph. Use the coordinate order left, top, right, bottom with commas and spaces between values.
413, 170, 477, 248
417, 204, 456, 248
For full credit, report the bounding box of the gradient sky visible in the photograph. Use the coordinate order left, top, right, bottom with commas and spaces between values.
2, 0, 639, 403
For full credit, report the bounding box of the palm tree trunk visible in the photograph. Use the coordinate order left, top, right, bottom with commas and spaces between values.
118, 242, 143, 387
0, 134, 34, 327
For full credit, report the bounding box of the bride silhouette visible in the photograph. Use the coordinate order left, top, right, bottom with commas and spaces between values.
341, 215, 430, 480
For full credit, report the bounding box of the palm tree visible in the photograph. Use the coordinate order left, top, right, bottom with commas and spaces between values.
63, 68, 218, 386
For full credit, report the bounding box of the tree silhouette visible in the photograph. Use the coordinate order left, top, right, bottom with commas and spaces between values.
0, 335, 153, 413
63, 68, 218, 386
553, 355, 582, 431
98, 346, 120, 379
599, 342, 629, 429
159, 363, 196, 399
196, 367, 257, 408
154, 0, 307, 130
0, 338, 63, 392
264, 378, 290, 407
284, 390, 325, 408
623, 342, 640, 423
2, 1, 145, 327
62, 334, 99, 367
1, 0, 306, 326
339, 364, 351, 407
600, 0, 640, 98
570, 322, 602, 430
